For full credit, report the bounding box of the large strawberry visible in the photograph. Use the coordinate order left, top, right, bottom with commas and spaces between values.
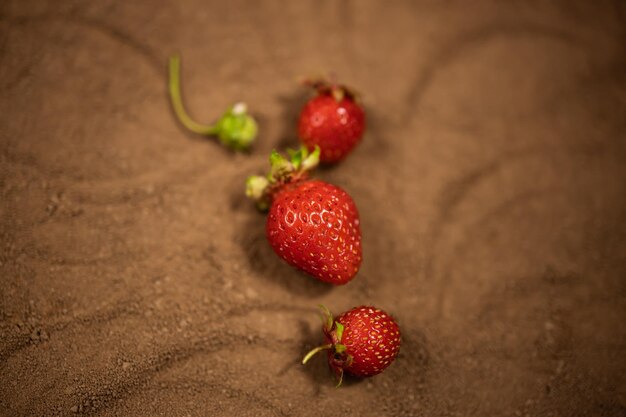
302, 305, 401, 386
246, 147, 362, 285
298, 79, 365, 164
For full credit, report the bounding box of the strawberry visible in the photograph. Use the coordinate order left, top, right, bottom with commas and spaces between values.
298, 79, 365, 163
302, 305, 401, 385
246, 147, 362, 285
168, 55, 258, 150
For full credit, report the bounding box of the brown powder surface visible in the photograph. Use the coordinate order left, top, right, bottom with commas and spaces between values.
1, 1, 625, 416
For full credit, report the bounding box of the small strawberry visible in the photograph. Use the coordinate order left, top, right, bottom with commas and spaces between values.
168, 55, 258, 150
302, 305, 401, 386
298, 79, 366, 163
246, 147, 362, 285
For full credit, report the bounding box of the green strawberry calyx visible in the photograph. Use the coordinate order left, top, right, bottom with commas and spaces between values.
301, 305, 353, 387
168, 55, 258, 151
246, 145, 320, 211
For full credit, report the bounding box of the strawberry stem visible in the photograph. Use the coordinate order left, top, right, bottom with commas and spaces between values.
335, 369, 344, 388
303, 306, 354, 387
168, 55, 217, 135
302, 344, 333, 365
168, 55, 258, 150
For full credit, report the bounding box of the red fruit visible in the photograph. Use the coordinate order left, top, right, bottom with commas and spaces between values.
302, 305, 401, 385
267, 180, 361, 284
246, 147, 362, 285
298, 80, 365, 164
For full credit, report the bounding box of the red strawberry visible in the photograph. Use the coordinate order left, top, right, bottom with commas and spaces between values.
302, 305, 401, 385
246, 147, 362, 285
298, 79, 365, 164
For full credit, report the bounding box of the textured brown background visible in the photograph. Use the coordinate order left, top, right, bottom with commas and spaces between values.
1, 1, 625, 416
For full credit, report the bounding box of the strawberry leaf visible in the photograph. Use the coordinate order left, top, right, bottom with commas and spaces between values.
246, 146, 320, 207
334, 343, 346, 353
301, 146, 320, 171
290, 148, 303, 170
269, 150, 292, 180
335, 322, 344, 342
318, 304, 334, 331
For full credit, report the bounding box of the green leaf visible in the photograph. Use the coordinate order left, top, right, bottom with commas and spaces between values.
269, 150, 282, 166
269, 150, 292, 180
286, 148, 298, 159
335, 322, 344, 342
318, 304, 333, 330
290, 148, 303, 170
301, 146, 320, 171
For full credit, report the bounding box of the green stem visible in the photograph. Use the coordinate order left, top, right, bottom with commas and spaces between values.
168, 55, 217, 135
318, 304, 334, 330
335, 369, 344, 388
302, 344, 333, 365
